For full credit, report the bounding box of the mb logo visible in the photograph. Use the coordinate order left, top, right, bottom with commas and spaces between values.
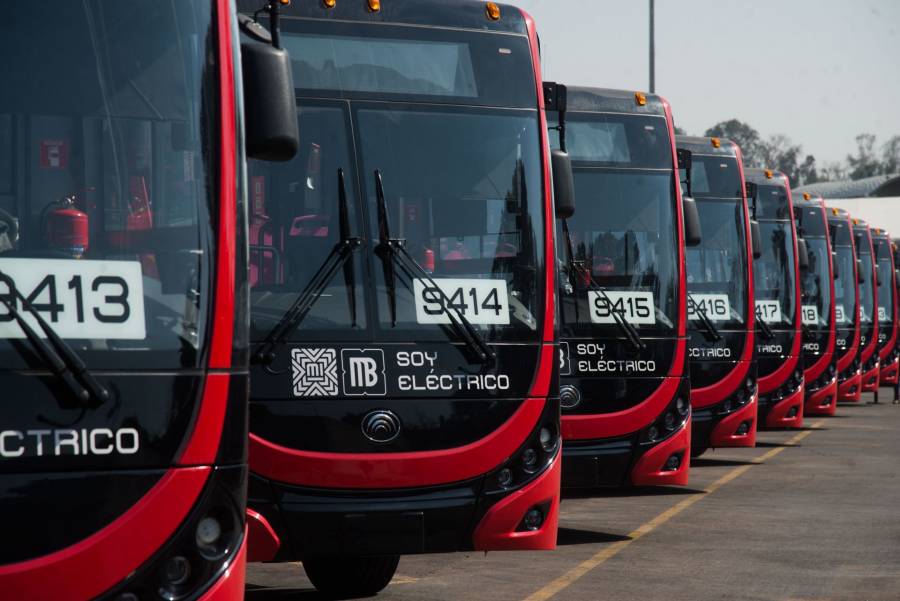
341, 349, 386, 396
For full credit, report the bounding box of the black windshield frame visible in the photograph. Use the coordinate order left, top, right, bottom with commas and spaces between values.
855, 228, 877, 326
550, 111, 680, 337
829, 218, 857, 328
874, 236, 896, 325
0, 1, 219, 371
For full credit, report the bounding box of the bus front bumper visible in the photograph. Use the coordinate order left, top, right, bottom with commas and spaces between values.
759, 385, 804, 429
805, 379, 838, 416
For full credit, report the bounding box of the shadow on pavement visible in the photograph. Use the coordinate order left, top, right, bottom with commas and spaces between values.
245, 586, 328, 601
556, 527, 632, 546
563, 485, 706, 500
691, 457, 758, 468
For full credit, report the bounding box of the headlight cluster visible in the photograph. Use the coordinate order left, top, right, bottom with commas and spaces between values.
717, 375, 757, 416
807, 364, 837, 392
770, 369, 804, 402
101, 468, 245, 601
838, 357, 861, 383
484, 401, 559, 494
884, 347, 900, 365
640, 388, 690, 445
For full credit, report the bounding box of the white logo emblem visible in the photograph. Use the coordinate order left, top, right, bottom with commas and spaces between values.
341, 349, 386, 396
291, 348, 339, 397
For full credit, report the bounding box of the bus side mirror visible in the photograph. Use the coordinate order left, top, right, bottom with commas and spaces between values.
683, 196, 702, 246
241, 41, 299, 161
797, 238, 810, 270
677, 149, 693, 198
858, 259, 866, 283
750, 220, 762, 259
832, 251, 840, 280
551, 150, 576, 219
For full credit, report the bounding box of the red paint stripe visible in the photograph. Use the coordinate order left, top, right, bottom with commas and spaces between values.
250, 397, 545, 488
178, 373, 231, 465
209, 0, 237, 370
0, 468, 210, 600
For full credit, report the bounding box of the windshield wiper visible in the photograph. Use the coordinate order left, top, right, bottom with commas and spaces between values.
688, 294, 722, 342
373, 170, 495, 366
254, 169, 361, 365
756, 309, 776, 340
0, 271, 108, 408
560, 220, 645, 352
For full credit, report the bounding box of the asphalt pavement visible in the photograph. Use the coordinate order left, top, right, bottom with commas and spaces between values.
246, 392, 900, 601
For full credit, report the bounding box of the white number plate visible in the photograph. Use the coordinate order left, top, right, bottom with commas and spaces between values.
835, 305, 846, 323
587, 291, 656, 325
755, 300, 782, 324
588, 290, 656, 325
801, 304, 819, 326
878, 306, 888, 321
689, 294, 731, 321
413, 278, 509, 325
0, 258, 146, 340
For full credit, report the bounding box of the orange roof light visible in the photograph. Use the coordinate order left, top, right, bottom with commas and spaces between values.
634, 91, 647, 106
832, 207, 839, 216
764, 169, 773, 179
323, 0, 335, 8
279, 0, 291, 5
486, 2, 501, 20
853, 218, 860, 225
367, 0, 381, 11
710, 137, 721, 148
802, 192, 811, 200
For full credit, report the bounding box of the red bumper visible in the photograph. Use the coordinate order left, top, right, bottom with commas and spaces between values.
837, 371, 862, 402
247, 509, 280, 563
472, 450, 560, 551
880, 357, 898, 385
805, 379, 838, 416
861, 364, 880, 392
763, 385, 805, 429
630, 418, 691, 487
199, 536, 247, 600
709, 395, 758, 448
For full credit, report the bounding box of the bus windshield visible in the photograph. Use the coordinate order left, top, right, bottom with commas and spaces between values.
249, 23, 544, 344
686, 156, 748, 329
830, 220, 857, 327
754, 221, 797, 328
874, 238, 895, 324
856, 230, 876, 325
0, 2, 216, 369
798, 208, 832, 331
551, 113, 678, 335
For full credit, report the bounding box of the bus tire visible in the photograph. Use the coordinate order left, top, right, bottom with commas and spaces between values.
303, 555, 400, 599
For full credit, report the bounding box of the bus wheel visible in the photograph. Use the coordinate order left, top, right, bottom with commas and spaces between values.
303, 555, 400, 598
690, 446, 707, 458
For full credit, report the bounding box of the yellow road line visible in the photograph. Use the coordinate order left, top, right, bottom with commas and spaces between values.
521, 422, 824, 601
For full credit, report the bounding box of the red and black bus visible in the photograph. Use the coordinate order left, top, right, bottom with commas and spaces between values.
871, 228, 899, 389
852, 218, 880, 395
0, 1, 298, 598
677, 136, 758, 455
828, 207, 862, 403
745, 169, 804, 428
242, 1, 564, 596
549, 88, 693, 487
794, 195, 838, 415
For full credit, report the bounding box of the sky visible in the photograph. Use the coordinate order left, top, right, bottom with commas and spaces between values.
513, 0, 900, 165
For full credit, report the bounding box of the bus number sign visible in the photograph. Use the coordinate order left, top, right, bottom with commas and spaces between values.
801, 305, 819, 326
689, 294, 730, 321
755, 300, 782, 323
414, 278, 510, 325
0, 258, 146, 340
587, 291, 656, 325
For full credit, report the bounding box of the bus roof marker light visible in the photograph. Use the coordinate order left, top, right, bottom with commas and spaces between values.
485, 2, 501, 21
764, 169, 774, 179
367, 0, 381, 12
634, 91, 647, 106
710, 137, 721, 148
323, 0, 336, 8
803, 192, 812, 200
832, 208, 839, 215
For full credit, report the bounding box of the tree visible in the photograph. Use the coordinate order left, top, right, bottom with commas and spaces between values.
760, 134, 803, 185
797, 154, 820, 185
881, 135, 900, 175
846, 133, 880, 179
704, 119, 764, 166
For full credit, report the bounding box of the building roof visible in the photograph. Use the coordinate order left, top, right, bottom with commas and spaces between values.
793, 174, 900, 198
